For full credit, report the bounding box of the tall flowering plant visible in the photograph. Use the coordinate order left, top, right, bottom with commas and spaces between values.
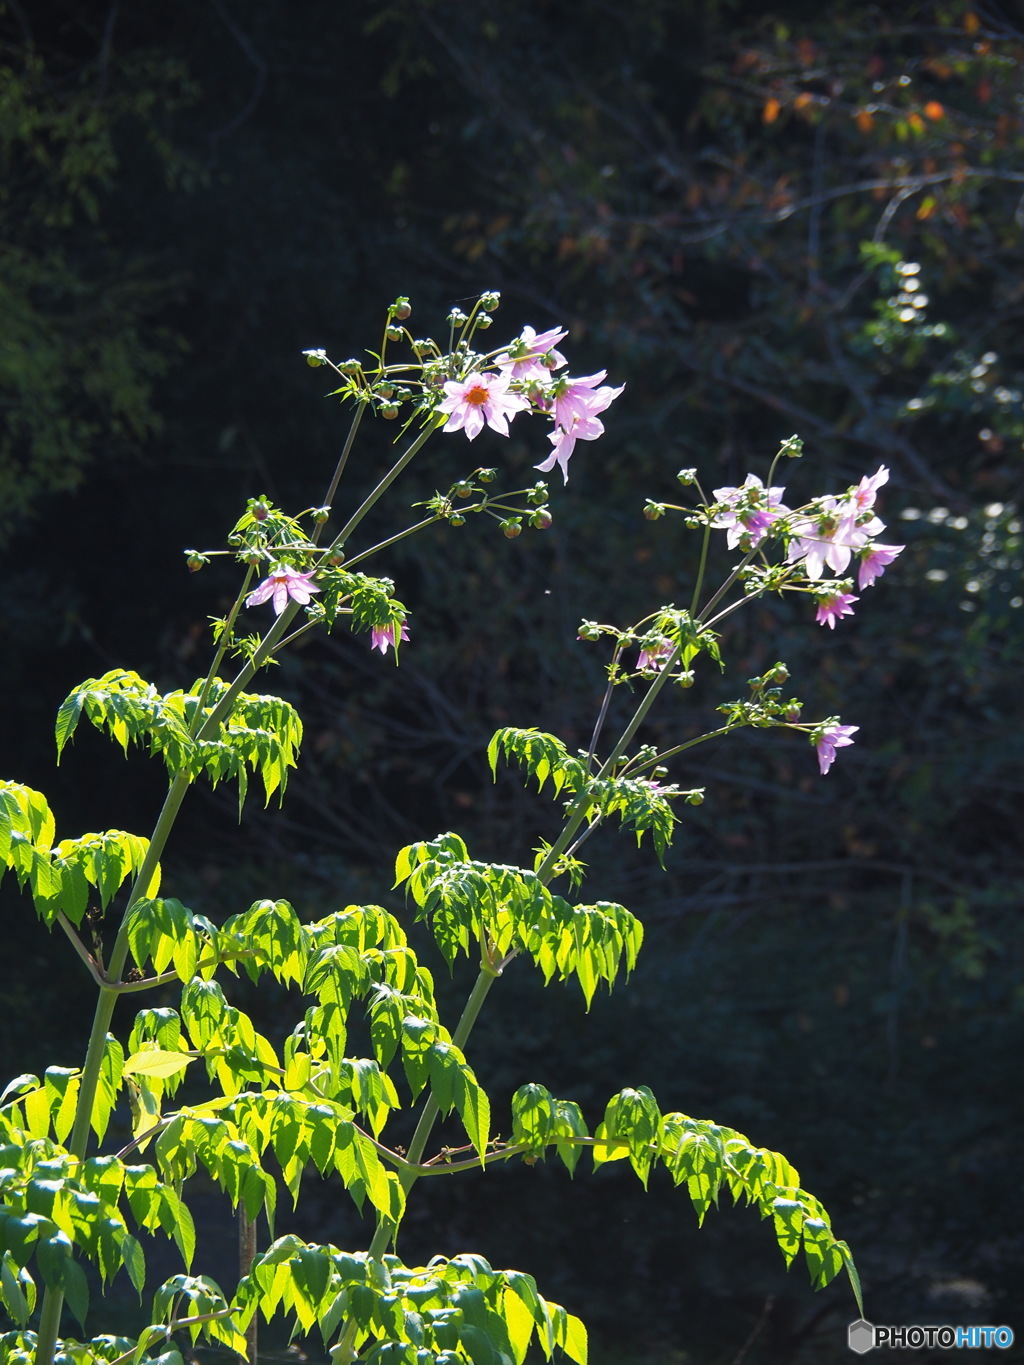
0, 294, 900, 1365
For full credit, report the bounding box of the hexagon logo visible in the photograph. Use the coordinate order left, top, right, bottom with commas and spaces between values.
848, 1319, 875, 1354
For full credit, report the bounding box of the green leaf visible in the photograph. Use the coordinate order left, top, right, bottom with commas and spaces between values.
123, 1049, 195, 1080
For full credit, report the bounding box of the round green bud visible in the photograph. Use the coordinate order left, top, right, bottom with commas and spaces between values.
386, 325, 404, 342
644, 501, 666, 521
454, 481, 473, 499
303, 348, 327, 367
500, 517, 523, 539
481, 291, 501, 312
312, 506, 331, 524
677, 467, 697, 485
185, 550, 208, 572
252, 500, 270, 522
328, 550, 345, 566
686, 789, 705, 805
381, 403, 399, 420
477, 467, 497, 483
339, 358, 362, 375
531, 509, 553, 529
476, 313, 493, 329
449, 514, 466, 527
391, 297, 412, 320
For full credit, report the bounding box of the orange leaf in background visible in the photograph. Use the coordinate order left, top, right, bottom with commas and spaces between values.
763, 97, 782, 124
797, 38, 816, 66
908, 112, 925, 134
964, 10, 980, 34
924, 101, 945, 120
855, 109, 874, 133
794, 92, 814, 111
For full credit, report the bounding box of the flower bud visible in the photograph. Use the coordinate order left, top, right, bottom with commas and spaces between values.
678, 671, 695, 688
578, 619, 601, 640
677, 468, 697, 485
449, 514, 466, 527
376, 383, 395, 399
303, 348, 327, 367
769, 663, 789, 683
447, 308, 468, 327
500, 516, 523, 538
527, 481, 549, 506
686, 789, 705, 805
185, 550, 208, 573
476, 313, 493, 329
779, 434, 804, 458
381, 403, 399, 420
644, 500, 666, 521
391, 297, 412, 320
251, 500, 270, 521
481, 291, 501, 312
412, 339, 434, 356
339, 358, 362, 374
244, 551, 262, 565
530, 509, 553, 529
312, 506, 331, 524
328, 550, 346, 566
385, 325, 404, 342
454, 481, 473, 499
476, 467, 497, 483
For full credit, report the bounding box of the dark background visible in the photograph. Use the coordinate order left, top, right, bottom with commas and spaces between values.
2, 1, 1023, 1361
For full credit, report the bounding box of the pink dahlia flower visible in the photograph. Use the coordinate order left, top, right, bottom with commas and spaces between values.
815, 723, 859, 776
814, 589, 859, 629
858, 542, 904, 589
534, 372, 625, 483
711, 474, 789, 549
371, 621, 409, 654
246, 564, 320, 615
787, 500, 871, 580
851, 464, 890, 513
637, 638, 675, 671
497, 325, 568, 380
438, 371, 529, 440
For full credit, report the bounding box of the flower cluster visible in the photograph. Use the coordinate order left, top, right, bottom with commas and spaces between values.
437, 324, 624, 483
713, 464, 904, 628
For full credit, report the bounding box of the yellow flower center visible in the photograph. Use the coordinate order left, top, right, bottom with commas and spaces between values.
464, 382, 490, 406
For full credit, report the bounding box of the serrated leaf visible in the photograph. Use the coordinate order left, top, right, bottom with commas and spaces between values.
123, 1049, 195, 1079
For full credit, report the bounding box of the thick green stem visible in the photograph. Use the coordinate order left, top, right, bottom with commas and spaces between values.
35, 605, 299, 1365
327, 423, 438, 554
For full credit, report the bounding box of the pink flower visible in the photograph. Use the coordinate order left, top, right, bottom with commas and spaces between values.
851, 465, 890, 512
711, 474, 789, 549
371, 621, 409, 654
497, 325, 568, 380
814, 589, 859, 629
637, 638, 674, 671
814, 723, 859, 776
246, 564, 320, 615
786, 500, 871, 580
438, 371, 529, 440
858, 542, 904, 589
534, 372, 625, 482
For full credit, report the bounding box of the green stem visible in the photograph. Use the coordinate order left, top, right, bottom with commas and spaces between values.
313, 401, 367, 547
327, 423, 438, 555
36, 604, 300, 1365
341, 515, 439, 570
